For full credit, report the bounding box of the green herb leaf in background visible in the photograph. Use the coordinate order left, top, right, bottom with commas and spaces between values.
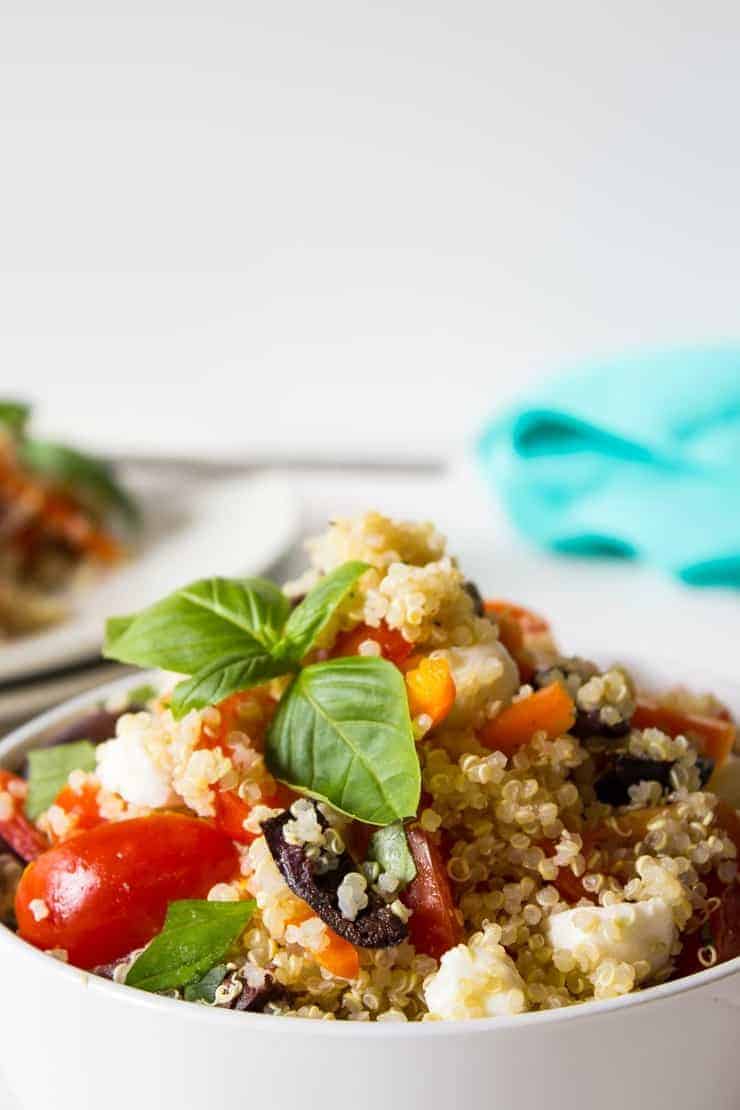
368, 822, 417, 886
169, 652, 292, 718
125, 899, 254, 994
182, 963, 229, 1003
278, 561, 368, 663
104, 577, 291, 675
19, 439, 138, 524
265, 656, 420, 826
25, 741, 98, 820
0, 401, 31, 437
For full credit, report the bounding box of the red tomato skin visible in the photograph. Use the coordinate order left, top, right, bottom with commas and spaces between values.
402, 825, 462, 960
331, 622, 414, 667
15, 814, 239, 968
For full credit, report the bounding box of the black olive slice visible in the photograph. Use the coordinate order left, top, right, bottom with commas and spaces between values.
262, 806, 407, 949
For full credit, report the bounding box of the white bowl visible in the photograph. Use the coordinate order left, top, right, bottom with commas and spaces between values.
1, 665, 738, 1110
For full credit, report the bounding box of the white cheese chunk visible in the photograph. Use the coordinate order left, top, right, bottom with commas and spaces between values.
96, 716, 175, 808
424, 937, 529, 1020
547, 897, 676, 978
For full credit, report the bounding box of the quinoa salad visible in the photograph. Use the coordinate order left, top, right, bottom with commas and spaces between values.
0, 400, 136, 638
1, 511, 739, 1022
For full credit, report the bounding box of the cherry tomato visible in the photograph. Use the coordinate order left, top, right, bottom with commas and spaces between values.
402, 825, 461, 959
331, 622, 414, 667
213, 782, 296, 845
15, 814, 239, 968
0, 771, 48, 862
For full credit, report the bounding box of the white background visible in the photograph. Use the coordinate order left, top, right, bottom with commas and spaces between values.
1, 1, 739, 688
2, 1, 740, 459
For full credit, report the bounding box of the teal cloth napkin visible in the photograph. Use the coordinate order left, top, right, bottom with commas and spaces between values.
477, 348, 740, 587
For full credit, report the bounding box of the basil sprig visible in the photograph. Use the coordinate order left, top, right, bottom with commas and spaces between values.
25, 741, 97, 820
266, 658, 420, 825
125, 900, 254, 994
277, 561, 369, 664
104, 563, 369, 716
104, 562, 421, 824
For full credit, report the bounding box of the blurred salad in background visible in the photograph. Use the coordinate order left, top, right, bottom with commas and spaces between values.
0, 401, 138, 639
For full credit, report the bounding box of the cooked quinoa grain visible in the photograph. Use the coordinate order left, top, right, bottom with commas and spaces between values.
9, 511, 740, 1022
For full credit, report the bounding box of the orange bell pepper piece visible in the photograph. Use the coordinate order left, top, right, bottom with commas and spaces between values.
405, 657, 456, 728
479, 682, 575, 755
286, 902, 360, 980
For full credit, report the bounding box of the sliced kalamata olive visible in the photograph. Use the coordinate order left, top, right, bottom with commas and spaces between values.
262, 806, 408, 949
570, 709, 631, 741
92, 959, 123, 981
594, 756, 674, 806
464, 581, 485, 618
225, 973, 288, 1013
696, 755, 715, 788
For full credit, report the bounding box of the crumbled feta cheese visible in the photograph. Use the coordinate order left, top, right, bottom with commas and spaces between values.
96, 715, 177, 808
337, 872, 369, 921
434, 634, 519, 727
424, 932, 529, 1020
547, 897, 676, 979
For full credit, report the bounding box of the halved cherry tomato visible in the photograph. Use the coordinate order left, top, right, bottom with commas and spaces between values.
0, 770, 49, 862
52, 780, 104, 835
402, 825, 461, 959
286, 901, 360, 979
15, 814, 239, 968
213, 782, 297, 845
331, 622, 414, 667
632, 698, 736, 769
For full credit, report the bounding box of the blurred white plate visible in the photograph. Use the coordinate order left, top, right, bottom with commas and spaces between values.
0, 472, 300, 686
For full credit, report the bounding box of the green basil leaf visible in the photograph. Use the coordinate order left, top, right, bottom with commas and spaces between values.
19, 439, 138, 524
183, 963, 229, 1003
125, 899, 254, 994
103, 577, 291, 674
0, 401, 30, 437
169, 651, 292, 718
278, 561, 369, 663
25, 741, 97, 820
368, 822, 417, 886
265, 657, 420, 825
105, 614, 136, 650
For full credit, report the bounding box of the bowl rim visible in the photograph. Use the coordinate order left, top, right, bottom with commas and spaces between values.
1, 666, 738, 1038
